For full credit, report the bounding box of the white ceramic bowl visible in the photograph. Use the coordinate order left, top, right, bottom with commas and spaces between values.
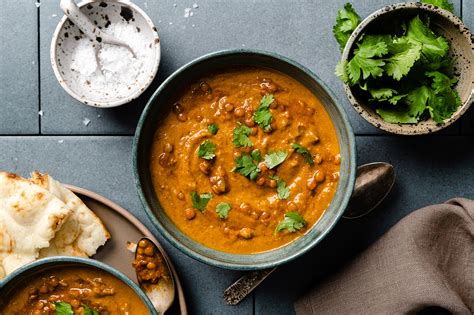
51, 0, 161, 108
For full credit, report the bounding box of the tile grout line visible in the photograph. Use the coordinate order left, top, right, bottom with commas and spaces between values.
37, 0, 42, 135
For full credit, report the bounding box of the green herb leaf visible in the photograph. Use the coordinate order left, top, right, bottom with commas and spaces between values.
233, 123, 253, 148
82, 304, 100, 315
264, 151, 288, 169
277, 179, 290, 200
207, 124, 219, 135
54, 302, 73, 315
275, 212, 306, 233
292, 143, 314, 165
406, 15, 449, 62
191, 192, 212, 212
384, 37, 422, 81
251, 149, 262, 162
335, 60, 349, 83
216, 202, 231, 219
233, 153, 261, 181
253, 94, 274, 132
425, 71, 460, 123
333, 3, 361, 52
346, 35, 389, 85
421, 0, 454, 12
198, 139, 216, 160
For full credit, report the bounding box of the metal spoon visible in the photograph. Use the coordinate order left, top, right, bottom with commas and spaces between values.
60, 0, 136, 57
134, 238, 176, 314
223, 162, 395, 305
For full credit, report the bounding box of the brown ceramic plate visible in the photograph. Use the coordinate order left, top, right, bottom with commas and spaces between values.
65, 185, 187, 315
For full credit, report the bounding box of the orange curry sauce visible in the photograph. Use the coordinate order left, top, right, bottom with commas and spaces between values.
150, 67, 340, 254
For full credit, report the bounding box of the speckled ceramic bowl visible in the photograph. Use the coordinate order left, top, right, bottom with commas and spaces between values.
0, 256, 157, 314
133, 50, 356, 270
51, 0, 160, 108
342, 2, 473, 135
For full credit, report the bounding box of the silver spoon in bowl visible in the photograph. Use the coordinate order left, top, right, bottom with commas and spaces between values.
60, 0, 136, 57
134, 238, 176, 315
223, 162, 395, 305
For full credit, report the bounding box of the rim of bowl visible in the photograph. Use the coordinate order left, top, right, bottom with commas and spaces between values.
133, 49, 356, 270
0, 256, 157, 314
50, 0, 161, 108
341, 2, 474, 135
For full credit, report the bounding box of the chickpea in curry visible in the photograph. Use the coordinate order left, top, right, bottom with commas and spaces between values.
0, 267, 149, 315
133, 238, 168, 285
150, 67, 341, 254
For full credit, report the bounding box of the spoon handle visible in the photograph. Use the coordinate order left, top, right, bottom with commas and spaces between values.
223, 268, 276, 305
59, 0, 134, 53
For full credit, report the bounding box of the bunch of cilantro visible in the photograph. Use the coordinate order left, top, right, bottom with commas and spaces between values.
333, 1, 460, 124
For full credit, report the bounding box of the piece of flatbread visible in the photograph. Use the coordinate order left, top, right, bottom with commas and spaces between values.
30, 172, 110, 258
0, 172, 71, 279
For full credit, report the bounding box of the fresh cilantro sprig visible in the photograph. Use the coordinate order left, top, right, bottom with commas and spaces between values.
208, 124, 219, 135
292, 143, 314, 165
270, 175, 290, 200
233, 153, 260, 180
275, 212, 306, 233
191, 192, 212, 212
253, 94, 274, 132
333, 3, 360, 52
83, 305, 100, 315
216, 202, 231, 219
198, 139, 216, 160
334, 2, 460, 125
55, 302, 73, 315
264, 151, 288, 169
233, 123, 253, 148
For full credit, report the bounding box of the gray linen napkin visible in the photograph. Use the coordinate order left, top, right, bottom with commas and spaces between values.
295, 198, 474, 315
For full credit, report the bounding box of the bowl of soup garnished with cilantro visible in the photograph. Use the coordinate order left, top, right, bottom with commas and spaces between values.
134, 50, 356, 269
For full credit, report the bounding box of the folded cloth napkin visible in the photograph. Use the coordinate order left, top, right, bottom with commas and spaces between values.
295, 198, 474, 315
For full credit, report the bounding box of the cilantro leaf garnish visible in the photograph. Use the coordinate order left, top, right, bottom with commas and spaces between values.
421, 0, 454, 12
251, 149, 262, 162
384, 37, 422, 81
406, 15, 449, 62
191, 192, 212, 212
333, 3, 361, 52
207, 123, 219, 135
264, 151, 288, 169
83, 304, 100, 315
345, 35, 389, 84
253, 94, 274, 132
269, 175, 290, 200
216, 202, 231, 219
198, 139, 216, 160
425, 71, 460, 123
233, 153, 260, 181
54, 302, 73, 315
292, 143, 314, 165
275, 212, 306, 233
233, 123, 253, 148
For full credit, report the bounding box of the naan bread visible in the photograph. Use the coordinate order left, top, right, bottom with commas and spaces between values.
0, 172, 71, 279
30, 172, 110, 258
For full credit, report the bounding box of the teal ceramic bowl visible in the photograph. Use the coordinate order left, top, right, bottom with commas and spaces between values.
134, 49, 356, 270
0, 256, 157, 314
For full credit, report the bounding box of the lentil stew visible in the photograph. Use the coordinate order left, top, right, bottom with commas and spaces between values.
0, 266, 150, 315
150, 67, 341, 254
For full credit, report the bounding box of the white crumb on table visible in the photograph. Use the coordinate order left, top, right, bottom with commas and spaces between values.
82, 118, 91, 126
184, 8, 192, 18
193, 3, 199, 9
58, 140, 64, 144
38, 110, 43, 116
35, 2, 40, 8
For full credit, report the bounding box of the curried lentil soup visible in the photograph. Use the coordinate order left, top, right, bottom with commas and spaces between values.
1, 266, 150, 315
150, 67, 340, 254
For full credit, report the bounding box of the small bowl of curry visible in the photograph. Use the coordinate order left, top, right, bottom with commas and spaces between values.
0, 256, 157, 314
134, 50, 356, 269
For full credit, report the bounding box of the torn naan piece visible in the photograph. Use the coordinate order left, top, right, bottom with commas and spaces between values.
30, 172, 110, 258
0, 172, 71, 279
